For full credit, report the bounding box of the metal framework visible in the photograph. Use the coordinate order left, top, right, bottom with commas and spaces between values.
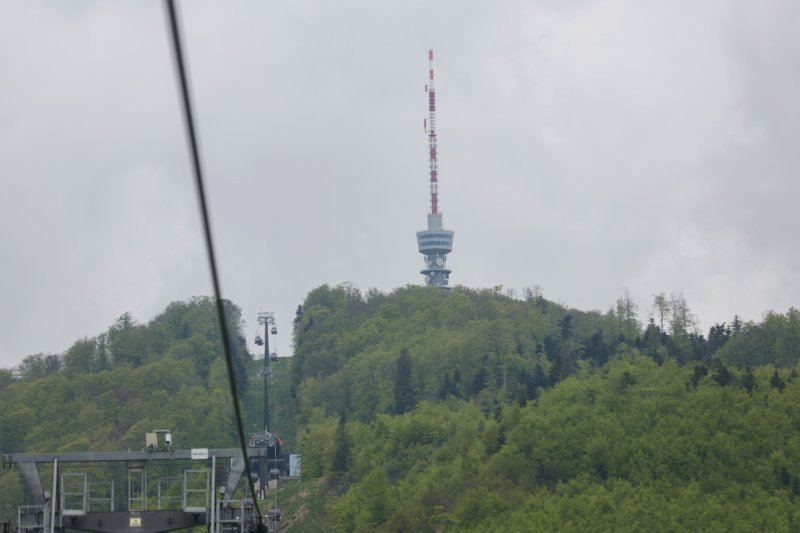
256, 312, 276, 434
427, 49, 439, 215
3, 447, 270, 533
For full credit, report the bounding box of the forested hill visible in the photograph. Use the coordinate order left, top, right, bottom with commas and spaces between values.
290, 283, 799, 422
0, 297, 253, 520
289, 284, 800, 531
3, 285, 799, 530
0, 296, 253, 453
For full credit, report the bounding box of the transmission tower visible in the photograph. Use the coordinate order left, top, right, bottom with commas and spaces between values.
416, 49, 454, 288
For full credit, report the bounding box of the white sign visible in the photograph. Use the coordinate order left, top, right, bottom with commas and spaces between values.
130, 517, 142, 527
191, 448, 209, 460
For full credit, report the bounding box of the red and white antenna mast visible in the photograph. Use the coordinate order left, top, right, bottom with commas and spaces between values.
426, 49, 439, 214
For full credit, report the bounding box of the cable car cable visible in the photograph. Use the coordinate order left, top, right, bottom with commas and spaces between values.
163, 0, 264, 525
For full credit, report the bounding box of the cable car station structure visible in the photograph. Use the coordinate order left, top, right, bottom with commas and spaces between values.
2, 433, 276, 533
2, 316, 288, 533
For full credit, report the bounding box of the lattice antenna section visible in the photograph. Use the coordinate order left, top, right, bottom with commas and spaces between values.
426, 49, 439, 214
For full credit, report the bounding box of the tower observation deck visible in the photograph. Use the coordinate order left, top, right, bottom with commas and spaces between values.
417, 49, 454, 288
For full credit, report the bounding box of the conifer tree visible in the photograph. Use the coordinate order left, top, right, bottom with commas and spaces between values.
393, 349, 414, 415
331, 415, 351, 487
770, 370, 785, 392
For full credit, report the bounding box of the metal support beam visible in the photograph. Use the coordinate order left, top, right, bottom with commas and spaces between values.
4, 448, 265, 465
57, 510, 207, 533
223, 457, 245, 503
50, 458, 57, 533
209, 455, 216, 533
19, 462, 45, 505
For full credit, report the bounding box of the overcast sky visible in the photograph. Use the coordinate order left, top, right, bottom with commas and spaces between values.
1, 0, 798, 368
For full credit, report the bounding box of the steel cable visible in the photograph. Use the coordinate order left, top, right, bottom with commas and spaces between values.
164, 0, 264, 527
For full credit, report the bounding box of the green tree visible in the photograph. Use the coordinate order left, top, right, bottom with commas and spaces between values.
293, 304, 304, 330
652, 292, 670, 331
741, 368, 755, 394
331, 415, 352, 488
108, 312, 148, 367
0, 368, 15, 390
16, 353, 61, 380
712, 362, 735, 387
393, 349, 414, 415
669, 293, 694, 338
770, 369, 785, 392
63, 337, 98, 376
531, 362, 548, 393
616, 288, 639, 340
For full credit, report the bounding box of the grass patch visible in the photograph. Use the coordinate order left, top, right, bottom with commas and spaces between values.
275, 477, 330, 532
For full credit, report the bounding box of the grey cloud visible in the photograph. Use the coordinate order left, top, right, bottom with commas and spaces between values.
1, 0, 798, 366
